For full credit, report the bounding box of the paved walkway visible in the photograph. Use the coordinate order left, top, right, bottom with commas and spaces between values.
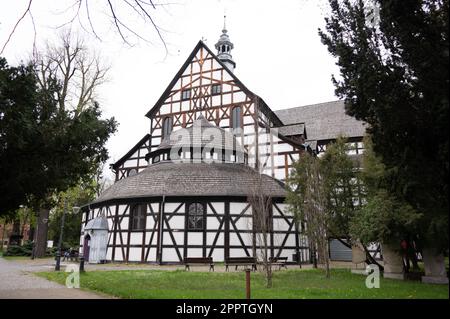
0, 257, 109, 299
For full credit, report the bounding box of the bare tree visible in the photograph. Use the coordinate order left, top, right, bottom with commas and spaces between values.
32, 31, 109, 115
1, 0, 172, 55
304, 157, 330, 277
287, 154, 331, 278
248, 175, 274, 288
94, 163, 113, 197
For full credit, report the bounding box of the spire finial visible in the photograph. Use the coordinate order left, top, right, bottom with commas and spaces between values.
215, 13, 236, 72
223, 14, 227, 32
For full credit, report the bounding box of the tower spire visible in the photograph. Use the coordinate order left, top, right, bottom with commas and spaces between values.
215, 15, 236, 72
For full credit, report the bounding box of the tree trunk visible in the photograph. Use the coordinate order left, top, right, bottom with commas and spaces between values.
20, 212, 29, 242
263, 234, 272, 288
421, 247, 449, 284
381, 243, 404, 280
323, 241, 330, 278
311, 246, 318, 268
12, 219, 20, 235
34, 208, 50, 258
1, 222, 5, 252
28, 226, 35, 244
266, 265, 273, 288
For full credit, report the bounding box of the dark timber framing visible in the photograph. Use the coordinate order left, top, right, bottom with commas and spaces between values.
81, 195, 309, 265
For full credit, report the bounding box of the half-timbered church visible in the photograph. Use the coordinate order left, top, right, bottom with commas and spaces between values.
80, 23, 366, 265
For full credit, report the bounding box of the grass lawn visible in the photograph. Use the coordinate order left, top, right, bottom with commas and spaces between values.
35, 268, 449, 299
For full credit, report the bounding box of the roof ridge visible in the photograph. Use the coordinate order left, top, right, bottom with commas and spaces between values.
275, 100, 344, 113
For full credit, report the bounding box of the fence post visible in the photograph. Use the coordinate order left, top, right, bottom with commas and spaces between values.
245, 269, 251, 300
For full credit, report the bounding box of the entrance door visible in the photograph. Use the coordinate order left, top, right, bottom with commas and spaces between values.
83, 235, 91, 262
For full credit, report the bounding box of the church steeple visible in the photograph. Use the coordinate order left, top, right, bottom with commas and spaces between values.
215, 15, 236, 72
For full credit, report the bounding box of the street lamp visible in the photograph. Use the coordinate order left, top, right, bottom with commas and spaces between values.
55, 201, 81, 271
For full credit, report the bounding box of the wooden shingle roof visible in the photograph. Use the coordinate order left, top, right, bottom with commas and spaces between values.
92, 162, 286, 204
157, 115, 245, 153
275, 100, 366, 141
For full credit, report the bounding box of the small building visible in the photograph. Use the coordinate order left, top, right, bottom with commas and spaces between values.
83, 216, 108, 263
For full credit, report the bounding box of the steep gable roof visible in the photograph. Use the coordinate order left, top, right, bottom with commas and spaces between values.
145, 41, 283, 126
111, 134, 150, 170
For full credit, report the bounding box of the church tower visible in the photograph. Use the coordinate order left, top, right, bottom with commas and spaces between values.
215, 16, 236, 72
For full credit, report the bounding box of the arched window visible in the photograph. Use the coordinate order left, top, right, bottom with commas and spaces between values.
187, 203, 204, 230
130, 204, 146, 230
162, 117, 173, 139
231, 106, 242, 130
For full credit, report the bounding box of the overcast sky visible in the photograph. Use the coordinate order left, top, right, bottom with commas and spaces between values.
0, 0, 339, 180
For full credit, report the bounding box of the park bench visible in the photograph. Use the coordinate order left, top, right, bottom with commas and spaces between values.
225, 257, 257, 271
269, 256, 288, 270
62, 250, 79, 262
184, 257, 214, 271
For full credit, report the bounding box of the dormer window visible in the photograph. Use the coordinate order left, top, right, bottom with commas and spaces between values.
181, 89, 191, 101
128, 168, 138, 177
211, 84, 221, 95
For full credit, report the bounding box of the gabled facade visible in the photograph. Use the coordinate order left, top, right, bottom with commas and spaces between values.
113, 39, 308, 183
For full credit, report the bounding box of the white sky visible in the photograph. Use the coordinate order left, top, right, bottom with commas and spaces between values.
0, 0, 338, 181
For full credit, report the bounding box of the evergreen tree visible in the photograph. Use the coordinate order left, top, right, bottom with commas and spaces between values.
350, 136, 422, 246
319, 0, 448, 262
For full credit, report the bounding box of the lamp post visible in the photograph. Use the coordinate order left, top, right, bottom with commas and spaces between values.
71, 206, 84, 272
55, 200, 81, 271
55, 199, 67, 271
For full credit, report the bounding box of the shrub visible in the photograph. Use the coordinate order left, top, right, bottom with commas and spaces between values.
3, 244, 31, 256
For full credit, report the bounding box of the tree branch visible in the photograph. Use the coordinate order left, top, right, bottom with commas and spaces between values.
0, 0, 33, 55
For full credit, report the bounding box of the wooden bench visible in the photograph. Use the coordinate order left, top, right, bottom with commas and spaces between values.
184, 257, 214, 271
269, 256, 288, 270
225, 257, 257, 271
62, 250, 79, 262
